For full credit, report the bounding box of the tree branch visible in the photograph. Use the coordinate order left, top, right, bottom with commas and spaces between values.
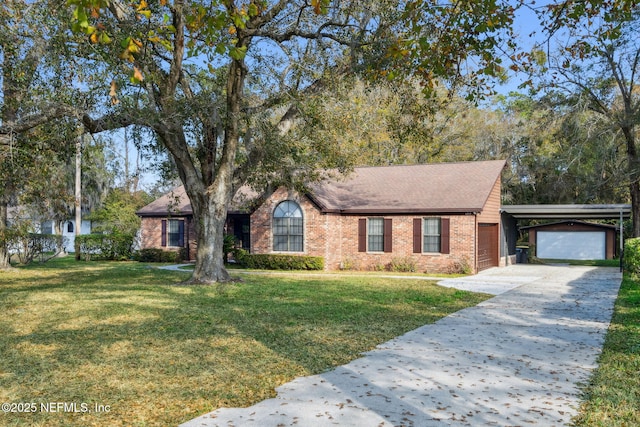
0, 103, 81, 140
81, 111, 136, 134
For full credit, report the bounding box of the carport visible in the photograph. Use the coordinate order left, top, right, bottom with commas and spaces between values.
500, 204, 631, 264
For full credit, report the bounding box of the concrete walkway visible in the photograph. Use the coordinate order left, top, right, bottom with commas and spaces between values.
181, 265, 622, 427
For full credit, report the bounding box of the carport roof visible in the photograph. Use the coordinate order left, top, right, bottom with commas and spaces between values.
501, 204, 631, 219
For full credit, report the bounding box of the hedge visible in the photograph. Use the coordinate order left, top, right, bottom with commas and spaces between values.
8, 233, 66, 265
624, 237, 640, 274
134, 248, 187, 263
76, 233, 135, 261
235, 250, 324, 270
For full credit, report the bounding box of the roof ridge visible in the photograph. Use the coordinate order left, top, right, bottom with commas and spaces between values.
350, 159, 505, 171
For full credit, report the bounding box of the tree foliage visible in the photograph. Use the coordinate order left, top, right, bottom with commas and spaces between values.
89, 187, 153, 236
528, 5, 640, 234
0, 0, 87, 268
1, 0, 637, 274
65, 0, 534, 283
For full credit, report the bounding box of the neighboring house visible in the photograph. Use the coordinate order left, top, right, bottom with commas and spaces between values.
7, 206, 92, 253
521, 220, 618, 260
137, 160, 508, 274
40, 219, 93, 253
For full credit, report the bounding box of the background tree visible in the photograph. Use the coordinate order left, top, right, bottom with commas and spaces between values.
531, 6, 640, 234
67, 0, 638, 281
0, 0, 85, 268
89, 188, 153, 236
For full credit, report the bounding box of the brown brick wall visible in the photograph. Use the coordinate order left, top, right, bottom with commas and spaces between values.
139, 216, 197, 260
250, 188, 480, 274
251, 188, 329, 258
328, 215, 477, 273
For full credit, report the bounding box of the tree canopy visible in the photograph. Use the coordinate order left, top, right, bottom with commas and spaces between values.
65, 0, 535, 282
2, 0, 639, 273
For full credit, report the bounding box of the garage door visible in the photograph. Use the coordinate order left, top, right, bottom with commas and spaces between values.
537, 231, 605, 260
478, 223, 499, 271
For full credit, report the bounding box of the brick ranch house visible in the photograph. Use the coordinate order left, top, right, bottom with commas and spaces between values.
137, 160, 508, 274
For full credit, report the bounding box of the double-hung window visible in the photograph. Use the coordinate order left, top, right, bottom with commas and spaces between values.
368, 218, 385, 252
358, 218, 392, 253
168, 219, 183, 247
161, 219, 185, 247
422, 217, 441, 253
273, 201, 304, 252
413, 217, 450, 254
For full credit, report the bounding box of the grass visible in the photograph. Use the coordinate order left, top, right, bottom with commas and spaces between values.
573, 273, 640, 426
0, 256, 489, 426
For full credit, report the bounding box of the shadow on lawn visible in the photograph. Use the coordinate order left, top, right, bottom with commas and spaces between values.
0, 265, 488, 426
2, 268, 478, 366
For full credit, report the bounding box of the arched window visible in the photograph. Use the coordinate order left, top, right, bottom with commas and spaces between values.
67, 221, 74, 233
273, 201, 303, 252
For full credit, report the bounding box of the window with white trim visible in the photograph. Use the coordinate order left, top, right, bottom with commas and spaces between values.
162, 219, 185, 247
168, 219, 183, 247
273, 201, 303, 252
423, 217, 442, 252
368, 218, 385, 252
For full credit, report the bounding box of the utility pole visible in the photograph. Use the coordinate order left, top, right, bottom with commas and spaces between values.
74, 133, 82, 260
124, 127, 130, 193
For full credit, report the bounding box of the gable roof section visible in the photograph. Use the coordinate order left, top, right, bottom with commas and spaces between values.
309, 160, 506, 214
137, 185, 260, 217
137, 186, 193, 217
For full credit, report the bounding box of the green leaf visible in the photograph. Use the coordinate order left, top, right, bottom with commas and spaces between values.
99, 32, 112, 44
229, 46, 247, 60
215, 43, 227, 55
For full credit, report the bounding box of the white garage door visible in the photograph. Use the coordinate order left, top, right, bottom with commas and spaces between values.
537, 231, 606, 260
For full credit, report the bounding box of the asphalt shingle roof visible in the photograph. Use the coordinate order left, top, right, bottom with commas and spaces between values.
137, 186, 193, 216
137, 160, 506, 216
308, 160, 505, 214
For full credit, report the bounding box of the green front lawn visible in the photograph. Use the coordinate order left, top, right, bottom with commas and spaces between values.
0, 257, 488, 426
573, 273, 640, 426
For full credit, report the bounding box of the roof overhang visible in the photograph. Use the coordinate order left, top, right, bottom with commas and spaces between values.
320, 207, 481, 215
501, 204, 631, 220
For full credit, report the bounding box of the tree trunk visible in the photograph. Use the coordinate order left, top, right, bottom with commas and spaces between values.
75, 134, 82, 260
155, 121, 236, 284
0, 199, 11, 269
174, 58, 244, 284
183, 174, 233, 284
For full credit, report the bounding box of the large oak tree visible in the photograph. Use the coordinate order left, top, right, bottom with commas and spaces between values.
68, 0, 520, 283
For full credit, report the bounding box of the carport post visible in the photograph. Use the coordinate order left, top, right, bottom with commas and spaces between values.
620, 208, 624, 271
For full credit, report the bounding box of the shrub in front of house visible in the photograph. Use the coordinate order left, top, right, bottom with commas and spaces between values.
77, 233, 135, 261
7, 232, 66, 265
387, 257, 417, 273
624, 238, 640, 274
134, 248, 186, 263
234, 250, 324, 270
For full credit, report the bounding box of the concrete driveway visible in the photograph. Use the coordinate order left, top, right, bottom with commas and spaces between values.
181, 265, 622, 427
